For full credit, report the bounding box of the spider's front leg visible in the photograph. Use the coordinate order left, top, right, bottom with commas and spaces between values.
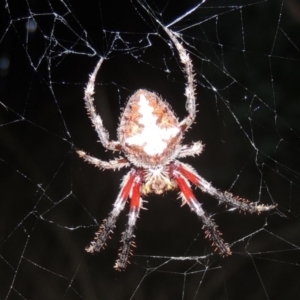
115, 173, 143, 271
170, 161, 276, 255
170, 166, 231, 256
85, 170, 135, 254
175, 161, 277, 214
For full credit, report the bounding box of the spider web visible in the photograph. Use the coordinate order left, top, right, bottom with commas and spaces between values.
1, 0, 299, 299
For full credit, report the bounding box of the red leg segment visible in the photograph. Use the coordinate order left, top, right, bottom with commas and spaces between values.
176, 161, 276, 214
115, 175, 143, 271
170, 164, 231, 256
85, 170, 136, 254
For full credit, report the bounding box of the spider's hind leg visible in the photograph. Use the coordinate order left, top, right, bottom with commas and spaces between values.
162, 27, 197, 132
83, 56, 121, 151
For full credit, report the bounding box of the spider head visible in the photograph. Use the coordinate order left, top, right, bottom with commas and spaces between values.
118, 89, 183, 168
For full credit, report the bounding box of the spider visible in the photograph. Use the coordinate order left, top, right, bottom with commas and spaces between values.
77, 26, 276, 271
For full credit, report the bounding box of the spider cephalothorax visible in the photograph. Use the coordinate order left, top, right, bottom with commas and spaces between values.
77, 26, 276, 271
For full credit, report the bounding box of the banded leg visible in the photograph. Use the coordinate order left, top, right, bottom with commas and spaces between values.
178, 141, 204, 159
175, 161, 277, 214
138, 5, 196, 131
115, 177, 142, 271
171, 168, 231, 256
85, 170, 135, 253
84, 57, 121, 151
163, 27, 196, 132
77, 150, 130, 170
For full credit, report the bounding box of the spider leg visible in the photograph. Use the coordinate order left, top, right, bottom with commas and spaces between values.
85, 170, 135, 254
84, 57, 121, 151
171, 167, 231, 256
115, 175, 142, 271
178, 141, 204, 158
175, 161, 277, 213
77, 150, 130, 170
163, 27, 196, 132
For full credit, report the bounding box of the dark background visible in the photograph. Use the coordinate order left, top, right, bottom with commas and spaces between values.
1, 0, 300, 299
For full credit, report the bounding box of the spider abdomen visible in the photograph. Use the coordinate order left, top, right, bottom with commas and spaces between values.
118, 89, 183, 167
